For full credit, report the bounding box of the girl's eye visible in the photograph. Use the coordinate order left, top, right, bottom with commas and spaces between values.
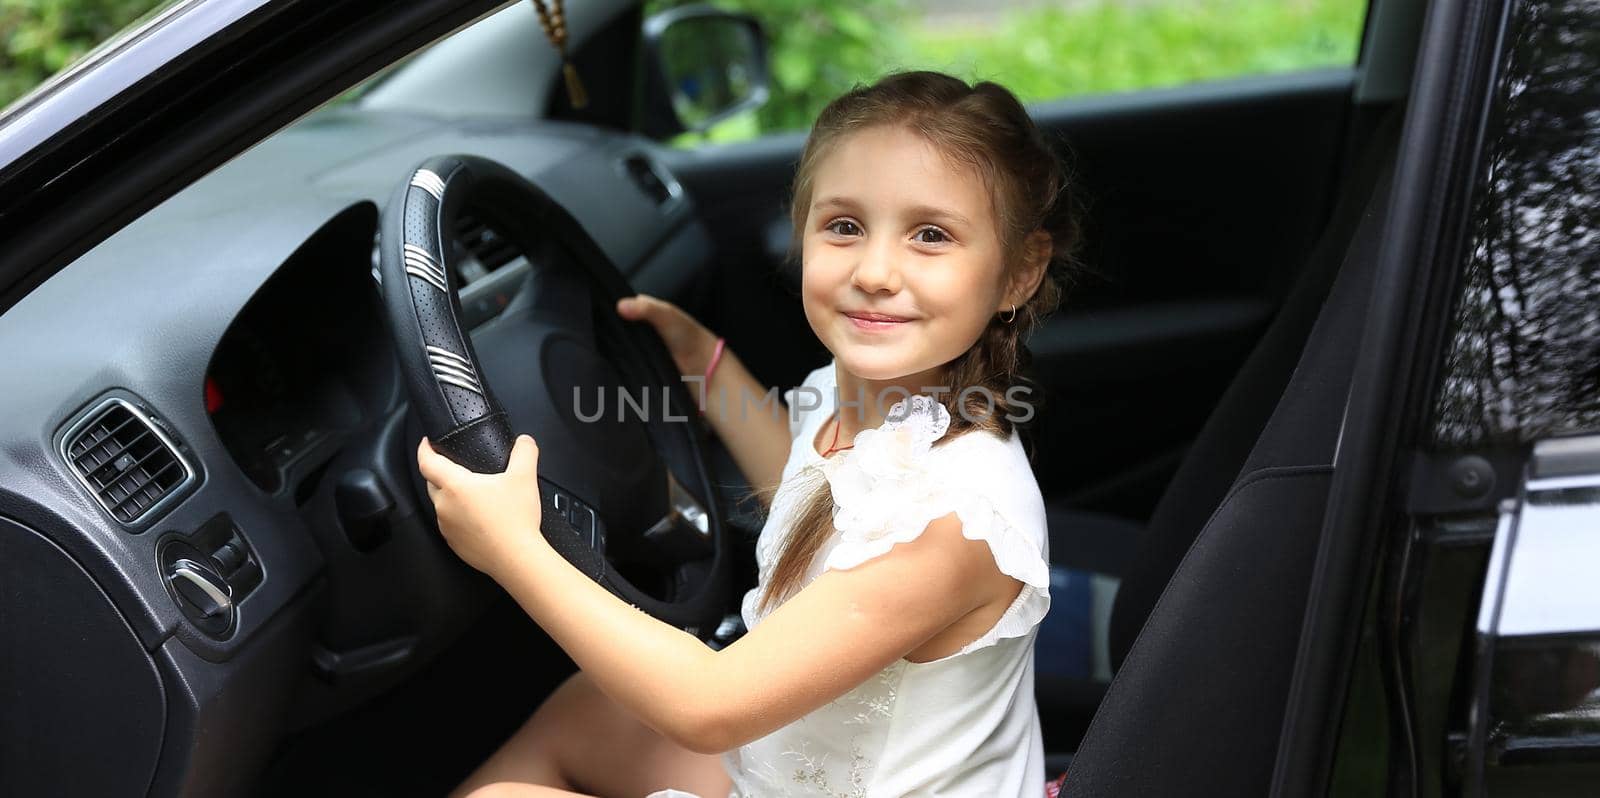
825, 219, 861, 236
914, 226, 950, 244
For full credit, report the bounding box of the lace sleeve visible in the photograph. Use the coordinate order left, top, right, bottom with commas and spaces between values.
816, 394, 1052, 656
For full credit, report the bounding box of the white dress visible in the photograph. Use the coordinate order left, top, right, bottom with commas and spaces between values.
650, 359, 1051, 797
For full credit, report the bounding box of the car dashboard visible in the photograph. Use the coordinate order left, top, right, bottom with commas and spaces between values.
0, 106, 713, 796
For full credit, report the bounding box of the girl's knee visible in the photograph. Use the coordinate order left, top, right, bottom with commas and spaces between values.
524, 671, 599, 739
460, 781, 594, 798
457, 780, 517, 798
538, 670, 594, 714
467, 783, 592, 796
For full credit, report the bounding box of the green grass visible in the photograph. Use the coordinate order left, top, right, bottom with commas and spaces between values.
901, 0, 1365, 103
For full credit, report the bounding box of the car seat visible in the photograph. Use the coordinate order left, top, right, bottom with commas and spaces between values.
1041, 104, 1404, 794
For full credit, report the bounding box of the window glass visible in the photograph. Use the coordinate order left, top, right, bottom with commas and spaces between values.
647, 0, 1368, 145
1430, 0, 1600, 450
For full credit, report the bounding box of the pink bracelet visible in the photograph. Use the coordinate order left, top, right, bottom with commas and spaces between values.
699, 337, 726, 416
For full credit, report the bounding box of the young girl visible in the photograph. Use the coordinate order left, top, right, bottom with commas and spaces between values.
417, 70, 1080, 797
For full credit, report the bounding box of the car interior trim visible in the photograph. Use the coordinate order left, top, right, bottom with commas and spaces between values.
57, 395, 200, 531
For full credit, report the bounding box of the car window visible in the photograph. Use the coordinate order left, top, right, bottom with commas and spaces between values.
1430, 0, 1600, 450
647, 0, 1369, 145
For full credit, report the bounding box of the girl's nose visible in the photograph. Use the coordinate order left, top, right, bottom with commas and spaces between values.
851, 239, 902, 294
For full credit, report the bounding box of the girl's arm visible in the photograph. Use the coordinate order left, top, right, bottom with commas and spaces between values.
496, 509, 1005, 754
613, 294, 790, 506
695, 345, 793, 507
417, 435, 1015, 754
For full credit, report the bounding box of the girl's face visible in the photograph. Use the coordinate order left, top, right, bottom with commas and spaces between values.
801, 124, 1013, 383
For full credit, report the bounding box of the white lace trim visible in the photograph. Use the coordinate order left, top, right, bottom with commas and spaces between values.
815, 394, 1051, 657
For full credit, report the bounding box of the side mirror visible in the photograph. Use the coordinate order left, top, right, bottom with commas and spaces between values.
639, 5, 770, 139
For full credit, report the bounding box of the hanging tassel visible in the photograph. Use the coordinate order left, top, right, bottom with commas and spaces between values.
562, 60, 588, 110
529, 0, 589, 110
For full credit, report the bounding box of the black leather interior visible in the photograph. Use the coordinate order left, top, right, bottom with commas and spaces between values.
1060, 108, 1403, 796
1107, 109, 1407, 670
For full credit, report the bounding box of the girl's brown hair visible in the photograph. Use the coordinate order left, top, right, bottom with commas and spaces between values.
755, 70, 1084, 614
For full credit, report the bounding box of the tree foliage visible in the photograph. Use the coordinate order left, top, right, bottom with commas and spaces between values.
1, 0, 169, 108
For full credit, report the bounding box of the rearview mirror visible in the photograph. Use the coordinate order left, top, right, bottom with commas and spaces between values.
640, 5, 769, 138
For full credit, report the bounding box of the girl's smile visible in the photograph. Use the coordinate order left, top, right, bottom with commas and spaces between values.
843, 310, 915, 332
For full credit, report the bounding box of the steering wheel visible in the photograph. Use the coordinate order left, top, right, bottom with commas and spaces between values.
377, 154, 731, 634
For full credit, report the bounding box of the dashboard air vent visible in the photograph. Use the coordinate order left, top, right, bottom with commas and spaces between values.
454, 213, 520, 273
63, 398, 194, 526
622, 154, 677, 207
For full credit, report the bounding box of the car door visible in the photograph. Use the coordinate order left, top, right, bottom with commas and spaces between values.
1270, 0, 1600, 795
1402, 1, 1600, 795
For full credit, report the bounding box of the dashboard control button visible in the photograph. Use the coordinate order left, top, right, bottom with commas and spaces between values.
212, 540, 245, 574
169, 558, 233, 618
572, 505, 598, 548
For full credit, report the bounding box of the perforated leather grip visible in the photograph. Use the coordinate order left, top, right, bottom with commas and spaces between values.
378, 158, 514, 473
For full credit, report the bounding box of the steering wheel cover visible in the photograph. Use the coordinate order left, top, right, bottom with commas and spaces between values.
382, 161, 515, 472
378, 154, 730, 631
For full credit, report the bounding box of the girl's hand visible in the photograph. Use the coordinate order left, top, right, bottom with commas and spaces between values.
615, 293, 719, 377
415, 434, 548, 579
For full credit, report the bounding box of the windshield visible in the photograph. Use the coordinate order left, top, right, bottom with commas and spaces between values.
0, 0, 192, 122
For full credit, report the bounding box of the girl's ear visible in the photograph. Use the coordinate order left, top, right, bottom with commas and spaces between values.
1005, 230, 1052, 308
